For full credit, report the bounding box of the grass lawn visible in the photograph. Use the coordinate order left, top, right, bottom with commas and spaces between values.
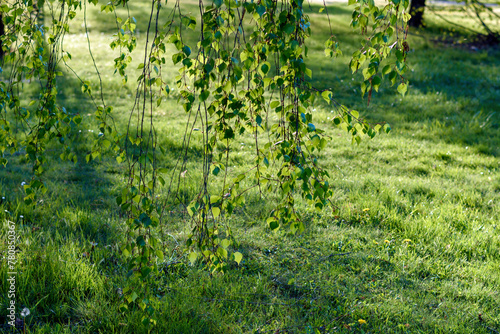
1, 1, 499, 333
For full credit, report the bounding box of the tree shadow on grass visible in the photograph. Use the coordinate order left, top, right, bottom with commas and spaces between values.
224, 233, 497, 333
0, 67, 213, 334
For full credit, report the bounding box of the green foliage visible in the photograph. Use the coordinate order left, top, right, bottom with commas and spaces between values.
0, 0, 411, 328
0, 2, 499, 332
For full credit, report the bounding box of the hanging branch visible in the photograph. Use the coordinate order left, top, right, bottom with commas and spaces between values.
0, 0, 411, 328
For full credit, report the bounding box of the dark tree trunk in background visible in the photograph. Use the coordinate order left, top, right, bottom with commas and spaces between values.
409, 0, 426, 27
0, 14, 4, 59
34, 0, 43, 28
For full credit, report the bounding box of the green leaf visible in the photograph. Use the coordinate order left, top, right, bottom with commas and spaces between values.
382, 65, 392, 75
311, 135, 321, 147
270, 101, 280, 109
141, 267, 152, 279
224, 128, 234, 139
234, 252, 243, 265
261, 63, 270, 74
158, 168, 169, 174
268, 217, 279, 230
320, 138, 328, 149
321, 90, 332, 103
362, 66, 375, 80
388, 71, 398, 85
200, 90, 210, 102
73, 114, 82, 125
212, 206, 221, 218
372, 75, 382, 92
187, 201, 198, 217
256, 115, 262, 126
172, 53, 183, 65
283, 23, 295, 35
256, 5, 266, 17
217, 247, 228, 259
305, 67, 312, 78
221, 239, 231, 249
136, 236, 146, 247
397, 83, 408, 96
188, 252, 198, 264
121, 245, 130, 257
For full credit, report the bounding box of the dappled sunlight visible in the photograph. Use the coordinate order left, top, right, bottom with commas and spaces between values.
0, 0, 499, 333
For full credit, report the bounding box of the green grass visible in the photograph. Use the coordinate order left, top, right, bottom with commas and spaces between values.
1, 1, 499, 333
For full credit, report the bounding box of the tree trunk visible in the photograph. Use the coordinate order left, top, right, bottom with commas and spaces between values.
34, 0, 44, 28
409, 0, 426, 28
